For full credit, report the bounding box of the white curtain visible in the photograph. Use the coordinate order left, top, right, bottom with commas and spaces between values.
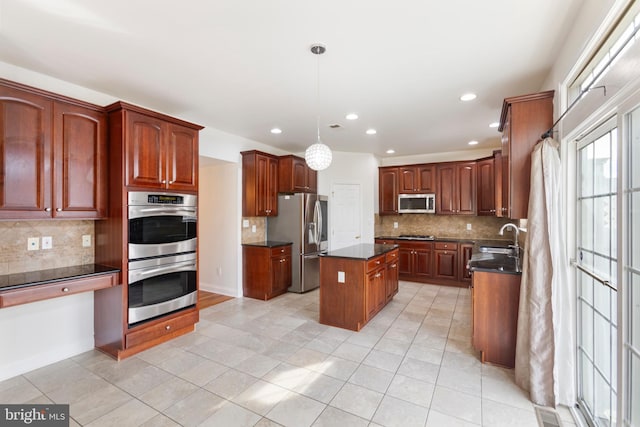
514, 138, 576, 407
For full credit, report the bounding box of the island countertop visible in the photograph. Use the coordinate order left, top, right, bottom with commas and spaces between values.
320, 243, 398, 261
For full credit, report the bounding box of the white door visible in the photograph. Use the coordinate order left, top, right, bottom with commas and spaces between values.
330, 183, 361, 250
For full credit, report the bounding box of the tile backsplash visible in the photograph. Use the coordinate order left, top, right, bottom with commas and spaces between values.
375, 214, 514, 240
0, 221, 95, 275
241, 217, 267, 243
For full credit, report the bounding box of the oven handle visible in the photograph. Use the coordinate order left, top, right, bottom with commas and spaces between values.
129, 261, 196, 283
128, 206, 197, 219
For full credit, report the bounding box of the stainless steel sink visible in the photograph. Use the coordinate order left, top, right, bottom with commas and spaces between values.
479, 246, 518, 256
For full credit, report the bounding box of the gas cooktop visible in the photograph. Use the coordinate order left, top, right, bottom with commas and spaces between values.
397, 235, 436, 240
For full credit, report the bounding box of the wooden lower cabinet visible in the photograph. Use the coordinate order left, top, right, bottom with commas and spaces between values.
434, 241, 458, 281
472, 270, 521, 368
242, 243, 292, 300
320, 248, 399, 331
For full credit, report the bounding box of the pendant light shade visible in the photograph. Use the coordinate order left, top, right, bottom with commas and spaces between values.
305, 43, 332, 171
305, 139, 332, 171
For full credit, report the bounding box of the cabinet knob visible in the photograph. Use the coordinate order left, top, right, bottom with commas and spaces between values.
62, 287, 69, 292
161, 180, 167, 184
56, 208, 62, 212
44, 207, 52, 212
165, 325, 171, 330
169, 180, 174, 184
280, 258, 286, 262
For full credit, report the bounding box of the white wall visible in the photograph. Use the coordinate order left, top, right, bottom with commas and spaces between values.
317, 152, 379, 245
199, 161, 242, 296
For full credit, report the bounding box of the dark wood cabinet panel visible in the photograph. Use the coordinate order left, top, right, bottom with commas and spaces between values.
378, 167, 399, 215
459, 243, 474, 282
365, 266, 385, 321
242, 150, 279, 217
279, 155, 317, 193
499, 90, 554, 219
53, 101, 107, 218
243, 244, 291, 300
472, 271, 521, 368
395, 241, 433, 282
476, 157, 495, 216
399, 165, 435, 193
434, 241, 458, 281
436, 162, 476, 215
166, 123, 199, 192
0, 82, 107, 219
494, 150, 504, 217
385, 253, 399, 301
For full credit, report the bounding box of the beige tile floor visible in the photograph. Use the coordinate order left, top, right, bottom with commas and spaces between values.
0, 282, 579, 427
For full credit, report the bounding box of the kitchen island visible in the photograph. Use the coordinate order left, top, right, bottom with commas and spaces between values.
319, 243, 399, 331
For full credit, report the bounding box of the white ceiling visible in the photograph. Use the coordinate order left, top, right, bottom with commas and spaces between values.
0, 0, 583, 158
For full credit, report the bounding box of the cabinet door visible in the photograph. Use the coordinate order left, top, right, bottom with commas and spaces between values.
0, 86, 53, 219
399, 167, 418, 193
500, 108, 511, 218
413, 246, 433, 279
306, 166, 318, 193
477, 158, 495, 216
166, 123, 198, 192
398, 246, 413, 277
456, 162, 477, 215
379, 167, 398, 214
271, 255, 291, 296
386, 260, 399, 301
436, 164, 456, 214
53, 102, 107, 218
266, 156, 279, 215
434, 249, 458, 280
459, 243, 474, 282
126, 111, 165, 189
365, 268, 385, 320
417, 165, 435, 192
292, 158, 308, 192
494, 151, 504, 217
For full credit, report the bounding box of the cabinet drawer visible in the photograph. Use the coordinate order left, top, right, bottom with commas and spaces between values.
367, 255, 385, 271
385, 249, 399, 263
434, 242, 458, 251
375, 239, 396, 245
270, 245, 291, 257
0, 272, 119, 308
126, 309, 198, 348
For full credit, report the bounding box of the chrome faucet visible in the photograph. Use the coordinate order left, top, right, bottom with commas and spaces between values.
499, 223, 520, 249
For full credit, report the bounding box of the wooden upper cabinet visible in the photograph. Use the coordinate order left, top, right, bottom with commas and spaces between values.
499, 90, 554, 219
242, 150, 279, 216
124, 109, 199, 192
0, 81, 106, 219
476, 157, 495, 216
493, 150, 504, 217
279, 155, 317, 193
436, 161, 476, 215
53, 101, 107, 218
399, 165, 435, 193
378, 167, 399, 215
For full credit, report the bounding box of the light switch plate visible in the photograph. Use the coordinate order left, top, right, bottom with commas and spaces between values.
242, 219, 250, 228
82, 235, 91, 247
338, 271, 345, 283
393, 222, 398, 229
466, 223, 472, 230
41, 236, 52, 250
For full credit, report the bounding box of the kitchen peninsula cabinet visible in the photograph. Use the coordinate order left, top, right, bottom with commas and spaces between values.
242, 242, 292, 300
499, 90, 554, 219
436, 161, 477, 215
0, 80, 107, 219
471, 270, 521, 368
378, 167, 399, 215
399, 165, 435, 193
106, 104, 200, 193
242, 150, 279, 216
319, 244, 399, 331
279, 155, 317, 193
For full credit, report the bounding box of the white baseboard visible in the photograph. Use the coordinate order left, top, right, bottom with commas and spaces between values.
199, 281, 241, 297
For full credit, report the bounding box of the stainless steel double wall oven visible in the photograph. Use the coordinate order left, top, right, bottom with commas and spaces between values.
127, 191, 197, 326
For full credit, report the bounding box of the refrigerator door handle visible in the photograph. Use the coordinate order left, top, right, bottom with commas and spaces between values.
314, 200, 322, 246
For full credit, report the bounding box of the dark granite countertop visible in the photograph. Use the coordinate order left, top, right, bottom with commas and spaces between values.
0, 264, 121, 292
376, 236, 511, 244
467, 253, 522, 275
321, 243, 398, 261
242, 241, 293, 248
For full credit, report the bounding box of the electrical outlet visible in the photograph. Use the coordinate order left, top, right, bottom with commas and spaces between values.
466, 223, 472, 231
41, 236, 52, 250
338, 271, 345, 283
82, 235, 91, 247
27, 237, 39, 251
242, 219, 250, 228
251, 225, 256, 233
393, 222, 398, 229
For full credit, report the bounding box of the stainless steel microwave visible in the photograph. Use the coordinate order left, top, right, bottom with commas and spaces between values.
398, 193, 436, 213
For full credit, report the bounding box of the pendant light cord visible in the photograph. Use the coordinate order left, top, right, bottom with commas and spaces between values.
316, 46, 321, 143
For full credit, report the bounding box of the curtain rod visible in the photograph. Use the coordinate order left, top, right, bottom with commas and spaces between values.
541, 18, 640, 139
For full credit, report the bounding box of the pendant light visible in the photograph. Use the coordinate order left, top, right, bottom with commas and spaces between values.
305, 43, 332, 171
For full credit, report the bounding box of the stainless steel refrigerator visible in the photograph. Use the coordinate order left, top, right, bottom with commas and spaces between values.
267, 194, 328, 293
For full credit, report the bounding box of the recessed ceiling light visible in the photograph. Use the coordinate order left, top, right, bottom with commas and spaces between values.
386, 149, 395, 154
366, 129, 377, 135
468, 140, 479, 145
346, 113, 358, 120
489, 122, 499, 128
270, 128, 282, 134
460, 93, 477, 102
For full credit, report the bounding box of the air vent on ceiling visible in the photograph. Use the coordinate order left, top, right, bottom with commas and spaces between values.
328, 124, 342, 129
